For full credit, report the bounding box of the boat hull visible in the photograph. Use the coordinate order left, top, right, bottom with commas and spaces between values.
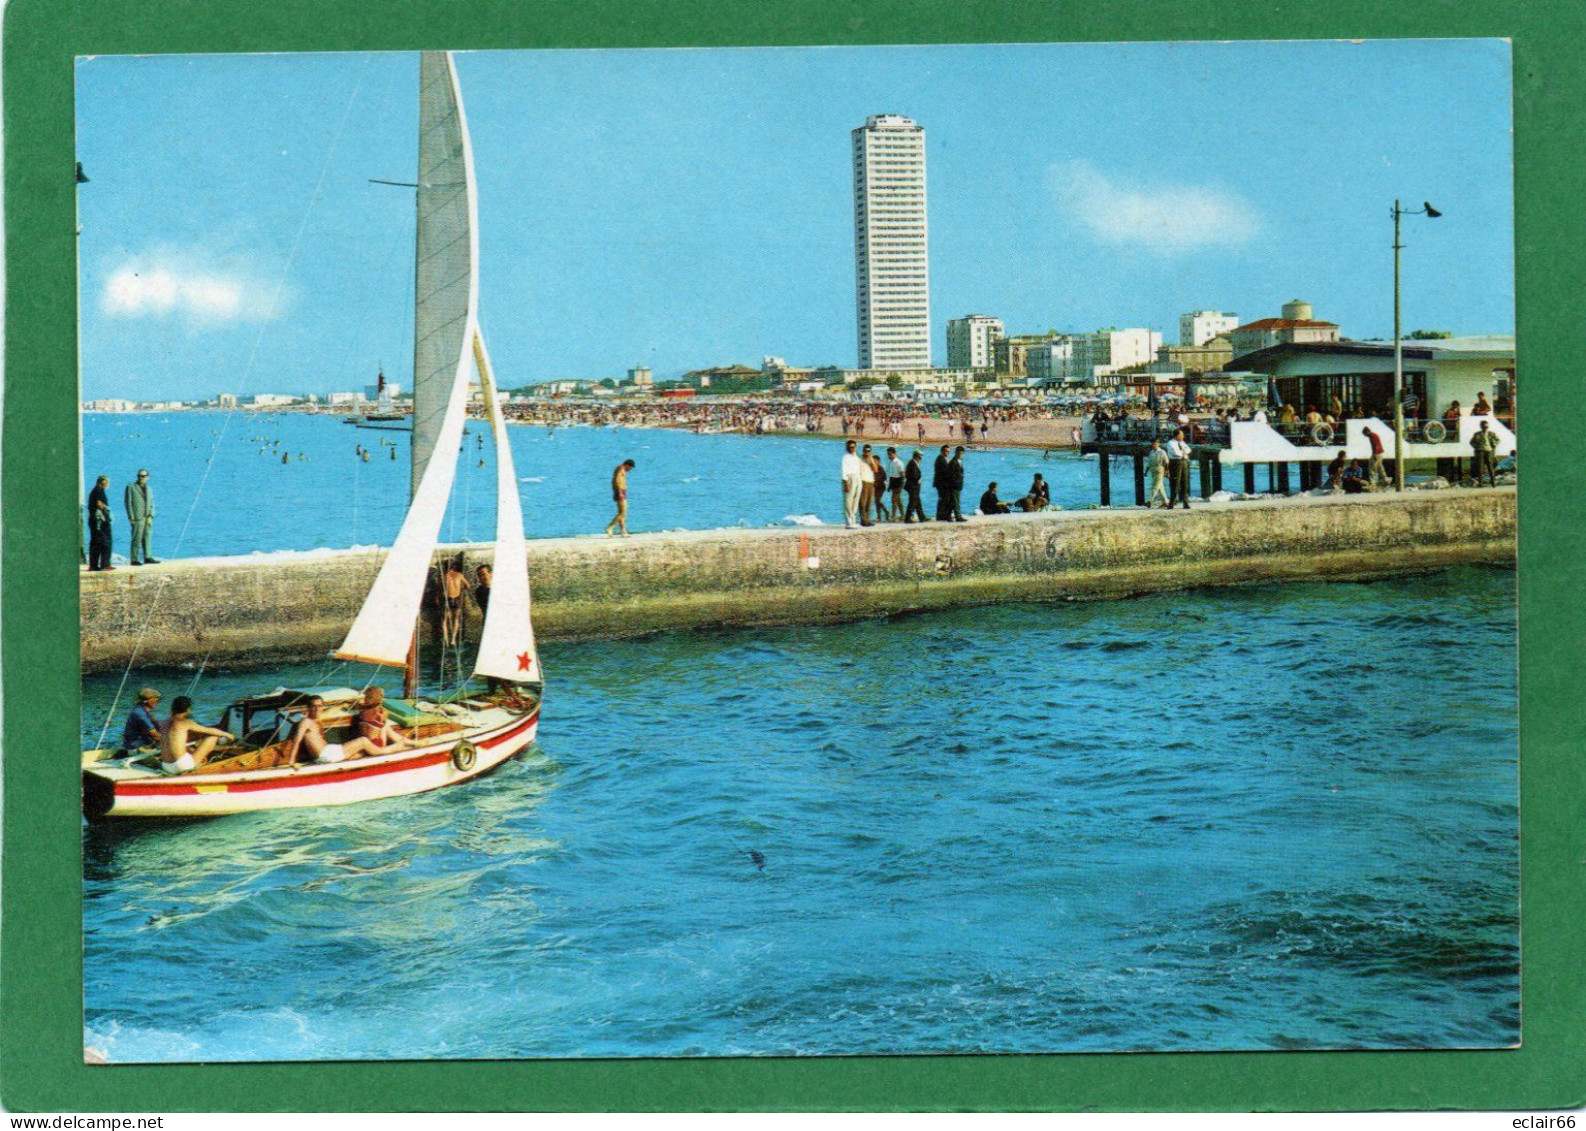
84, 708, 539, 820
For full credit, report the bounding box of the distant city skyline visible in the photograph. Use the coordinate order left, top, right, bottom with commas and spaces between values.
76, 40, 1514, 400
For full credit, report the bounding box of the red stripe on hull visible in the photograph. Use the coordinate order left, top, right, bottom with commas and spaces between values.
114, 710, 539, 798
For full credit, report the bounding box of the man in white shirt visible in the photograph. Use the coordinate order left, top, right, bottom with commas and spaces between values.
1166, 429, 1193, 510
840, 440, 868, 529
885, 446, 906, 521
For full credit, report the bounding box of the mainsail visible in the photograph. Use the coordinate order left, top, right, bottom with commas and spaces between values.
411, 51, 475, 497
472, 330, 540, 683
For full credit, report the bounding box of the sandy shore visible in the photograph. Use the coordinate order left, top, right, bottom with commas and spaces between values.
768, 414, 1084, 450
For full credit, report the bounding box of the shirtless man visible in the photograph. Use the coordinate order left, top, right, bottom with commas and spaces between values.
285, 695, 398, 765
440, 554, 472, 647
159, 695, 234, 775
604, 458, 636, 536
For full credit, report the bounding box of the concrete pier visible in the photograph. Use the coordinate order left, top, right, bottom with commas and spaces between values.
79, 488, 1516, 673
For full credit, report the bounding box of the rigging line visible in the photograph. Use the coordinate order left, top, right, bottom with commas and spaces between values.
98, 60, 377, 744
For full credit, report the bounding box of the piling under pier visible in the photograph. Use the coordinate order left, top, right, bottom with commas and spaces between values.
79, 488, 1516, 673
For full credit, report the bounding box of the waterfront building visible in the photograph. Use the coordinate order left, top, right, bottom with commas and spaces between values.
1180, 310, 1239, 347
852, 114, 931, 370
762, 357, 818, 387
1228, 300, 1340, 360
247, 393, 299, 407
1070, 329, 1163, 385
947, 315, 1004, 369
1231, 335, 1516, 421
627, 366, 653, 388
994, 333, 1064, 379
1025, 338, 1076, 385
1157, 337, 1234, 376
326, 392, 359, 406
364, 380, 403, 401
216, 393, 239, 409
813, 364, 977, 388
83, 399, 137, 412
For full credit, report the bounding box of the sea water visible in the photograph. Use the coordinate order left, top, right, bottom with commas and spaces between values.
81, 566, 1518, 1061
82, 411, 1110, 558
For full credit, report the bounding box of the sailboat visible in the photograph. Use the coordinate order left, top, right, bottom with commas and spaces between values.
82, 53, 542, 820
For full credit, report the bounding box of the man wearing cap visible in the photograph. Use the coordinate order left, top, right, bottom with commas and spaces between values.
124, 468, 159, 565
120, 688, 162, 755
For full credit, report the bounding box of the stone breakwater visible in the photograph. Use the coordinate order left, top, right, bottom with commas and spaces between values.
79, 488, 1516, 673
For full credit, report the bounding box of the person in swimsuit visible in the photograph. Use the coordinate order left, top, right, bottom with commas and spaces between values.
440, 553, 472, 647
159, 695, 234, 775
604, 459, 636, 536
285, 695, 398, 765
356, 687, 414, 750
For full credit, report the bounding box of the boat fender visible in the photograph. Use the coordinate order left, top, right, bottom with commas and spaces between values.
451, 739, 478, 772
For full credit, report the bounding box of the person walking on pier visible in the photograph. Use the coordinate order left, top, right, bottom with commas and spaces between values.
1363, 427, 1387, 488
946, 446, 968, 522
124, 468, 158, 565
903, 450, 926, 522
886, 447, 905, 521
604, 458, 636, 536
867, 446, 889, 523
857, 444, 879, 526
1166, 430, 1192, 510
87, 474, 115, 571
933, 445, 952, 521
840, 440, 867, 529
1146, 439, 1170, 508
1470, 419, 1500, 486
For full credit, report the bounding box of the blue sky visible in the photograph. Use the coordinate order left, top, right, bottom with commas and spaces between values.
76, 39, 1513, 399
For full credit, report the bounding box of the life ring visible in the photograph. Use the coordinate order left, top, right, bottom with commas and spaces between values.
1421, 420, 1446, 443
451, 739, 478, 772
1309, 422, 1334, 446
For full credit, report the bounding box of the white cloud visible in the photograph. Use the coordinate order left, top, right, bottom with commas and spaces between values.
1049, 160, 1261, 254
100, 249, 283, 326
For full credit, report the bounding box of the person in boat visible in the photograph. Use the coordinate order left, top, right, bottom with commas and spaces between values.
286, 695, 399, 765
441, 553, 472, 647
160, 695, 234, 775
357, 687, 413, 750
120, 687, 162, 755
604, 458, 636, 536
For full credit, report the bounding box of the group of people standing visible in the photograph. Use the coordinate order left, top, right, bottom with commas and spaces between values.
838, 441, 1052, 528
86, 468, 158, 570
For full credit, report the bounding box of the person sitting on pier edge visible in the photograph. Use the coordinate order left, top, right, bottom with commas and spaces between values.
160, 695, 234, 775
978, 482, 1011, 516
1016, 473, 1051, 513
1341, 459, 1370, 494
1470, 419, 1500, 487
1146, 439, 1170, 508
1362, 426, 1387, 487
946, 446, 968, 522
1326, 450, 1348, 490
120, 687, 162, 756
1166, 429, 1193, 510
902, 450, 926, 523
1473, 391, 1492, 417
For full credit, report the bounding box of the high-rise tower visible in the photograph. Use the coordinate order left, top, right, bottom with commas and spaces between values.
852, 114, 931, 369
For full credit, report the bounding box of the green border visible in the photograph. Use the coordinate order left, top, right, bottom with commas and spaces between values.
5, 0, 1583, 1112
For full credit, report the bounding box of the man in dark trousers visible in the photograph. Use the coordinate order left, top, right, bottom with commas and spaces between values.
903, 450, 927, 523
87, 475, 115, 571
946, 446, 968, 521
932, 444, 952, 520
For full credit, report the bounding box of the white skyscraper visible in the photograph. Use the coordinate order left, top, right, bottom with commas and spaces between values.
852, 114, 931, 369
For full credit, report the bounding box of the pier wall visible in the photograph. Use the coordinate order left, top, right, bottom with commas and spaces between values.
79, 489, 1516, 673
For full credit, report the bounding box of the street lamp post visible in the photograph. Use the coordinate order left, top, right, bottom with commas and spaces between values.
1391, 199, 1441, 491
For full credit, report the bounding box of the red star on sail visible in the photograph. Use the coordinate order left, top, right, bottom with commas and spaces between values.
517, 651, 534, 672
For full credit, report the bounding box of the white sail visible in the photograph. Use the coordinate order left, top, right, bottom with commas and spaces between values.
471, 328, 542, 683
335, 336, 473, 667
335, 50, 481, 668
411, 51, 475, 496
